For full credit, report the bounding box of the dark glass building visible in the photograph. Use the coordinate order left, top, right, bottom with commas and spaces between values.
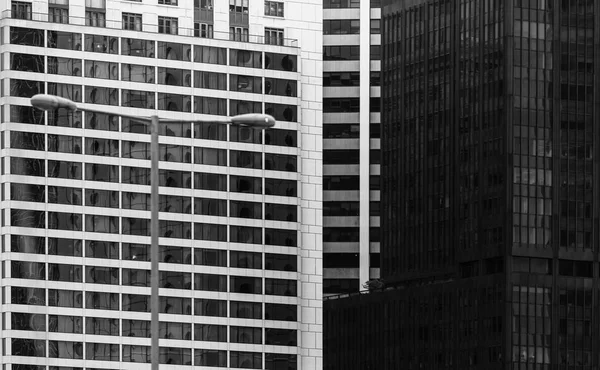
325, 0, 600, 369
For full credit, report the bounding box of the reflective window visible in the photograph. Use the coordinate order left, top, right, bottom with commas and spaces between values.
323, 71, 360, 87
157, 41, 191, 61
122, 192, 150, 211
85, 266, 118, 284
49, 263, 82, 282
265, 77, 297, 97
160, 296, 191, 314
324, 175, 359, 190
11, 27, 44, 47
85, 215, 119, 233
48, 134, 81, 153
265, 52, 296, 71
230, 126, 262, 144
122, 140, 150, 159
230, 251, 262, 269
12, 261, 45, 279
85, 60, 118, 80
122, 243, 149, 261
11, 338, 46, 357
265, 253, 297, 271
194, 198, 227, 216
48, 82, 82, 102
85, 343, 119, 361
85, 240, 117, 259
122, 294, 148, 312
86, 291, 119, 310
194, 71, 226, 90
194, 298, 226, 317
10, 79, 44, 97
265, 278, 297, 296
265, 178, 297, 196
159, 347, 191, 365
158, 93, 192, 112
10, 131, 44, 151
194, 324, 227, 342
49, 315, 83, 333
231, 226, 262, 244
266, 353, 297, 370
266, 328, 296, 346
265, 103, 297, 122
194, 172, 227, 191
158, 67, 191, 86
324, 98, 360, 113
86, 138, 119, 156
160, 169, 192, 188
12, 312, 46, 331
85, 163, 119, 182
84, 34, 118, 54
49, 289, 82, 308
85, 317, 119, 335
11, 235, 45, 254
11, 183, 45, 203
194, 45, 226, 64
231, 326, 262, 344
48, 109, 81, 128
194, 147, 226, 166
230, 74, 262, 93
85, 112, 119, 131
160, 143, 191, 162
265, 303, 296, 321
160, 322, 191, 340
193, 96, 227, 115
323, 19, 360, 34
230, 175, 262, 194
230, 351, 262, 369
230, 200, 262, 219
160, 271, 192, 289
12, 287, 45, 306
11, 209, 45, 228
230, 49, 261, 68
48, 30, 81, 50
230, 99, 262, 116
230, 276, 262, 294
85, 189, 119, 208
11, 53, 44, 72
324, 124, 360, 138
48, 238, 82, 257
122, 268, 150, 287
122, 64, 155, 83
231, 301, 262, 319
194, 122, 227, 140
159, 220, 191, 239
85, 86, 118, 105
265, 203, 297, 221
195, 349, 227, 367
122, 320, 150, 338
121, 38, 154, 57
194, 273, 227, 292
323, 45, 360, 60
10, 105, 44, 125
194, 248, 227, 266
265, 153, 297, 172
230, 150, 262, 169
122, 217, 150, 236
122, 166, 150, 185
160, 195, 191, 213
323, 227, 359, 242
122, 90, 155, 109
123, 345, 150, 363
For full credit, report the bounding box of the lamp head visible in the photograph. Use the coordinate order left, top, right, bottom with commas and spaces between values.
31, 94, 78, 112
230, 113, 276, 129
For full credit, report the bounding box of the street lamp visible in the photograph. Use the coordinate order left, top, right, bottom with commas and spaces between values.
31, 94, 275, 369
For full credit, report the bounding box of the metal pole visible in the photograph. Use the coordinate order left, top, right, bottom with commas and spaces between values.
150, 115, 160, 370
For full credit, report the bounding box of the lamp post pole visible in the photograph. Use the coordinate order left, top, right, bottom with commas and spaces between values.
150, 115, 160, 370
30, 94, 275, 370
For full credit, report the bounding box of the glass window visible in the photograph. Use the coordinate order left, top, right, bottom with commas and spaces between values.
160, 296, 191, 314
85, 60, 118, 80
194, 298, 226, 317
10, 79, 44, 97
231, 326, 262, 344
265, 203, 297, 221
11, 27, 44, 47
194, 273, 227, 292
84, 34, 117, 54
195, 349, 227, 367
231, 301, 262, 319
85, 86, 118, 105
122, 243, 149, 261
10, 53, 44, 73
47, 186, 82, 205
230, 74, 262, 93
11, 209, 45, 228
158, 67, 191, 86
231, 226, 262, 244
85, 266, 118, 285
122, 90, 155, 109
323, 72, 360, 87
11, 338, 46, 357
265, 328, 296, 346
230, 126, 262, 144
85, 240, 118, 259
122, 166, 151, 185
194, 248, 227, 266
85, 189, 119, 208
85, 163, 119, 182
86, 291, 119, 310
122, 217, 150, 236
194, 71, 226, 90
193, 96, 227, 115
122, 268, 150, 287
48, 30, 81, 50
10, 105, 44, 125
158, 93, 192, 112
160, 322, 191, 340
122, 38, 155, 57
49, 289, 82, 308
230, 49, 262, 68
323, 45, 360, 60
159, 347, 191, 365
159, 220, 191, 238
230, 200, 262, 219
265, 103, 297, 122
12, 312, 46, 331
265, 78, 297, 97
12, 261, 45, 279
265, 278, 297, 296
230, 251, 262, 269
85, 317, 119, 335
12, 287, 45, 305
265, 253, 297, 271
230, 175, 262, 194
264, 1, 284, 16
11, 183, 45, 203
123, 344, 150, 363
11, 235, 45, 254
48, 134, 81, 153
122, 294, 149, 312
49, 315, 83, 334
194, 324, 227, 342
157, 41, 190, 60
230, 150, 262, 169
122, 320, 150, 338
160, 143, 191, 163
265, 52, 296, 71
265, 153, 297, 172
48, 109, 81, 128
194, 122, 227, 140
194, 46, 226, 64
265, 303, 296, 321
194, 198, 227, 216
122, 64, 155, 83
230, 99, 262, 115
85, 137, 119, 156
265, 178, 297, 196
230, 276, 262, 294
194, 148, 226, 166
266, 353, 297, 370
230, 351, 262, 369
49, 263, 82, 282
160, 271, 191, 289
159, 195, 191, 213
194, 172, 226, 191
85, 343, 119, 361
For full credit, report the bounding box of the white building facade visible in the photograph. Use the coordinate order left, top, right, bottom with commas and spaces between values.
322, 0, 380, 295
0, 0, 322, 369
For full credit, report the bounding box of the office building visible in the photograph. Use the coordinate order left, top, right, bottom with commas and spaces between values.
326, 0, 600, 369
322, 0, 381, 295
1, 0, 322, 369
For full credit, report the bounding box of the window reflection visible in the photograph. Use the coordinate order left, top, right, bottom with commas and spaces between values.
49, 341, 84, 359
86, 317, 119, 336
265, 153, 297, 172
48, 30, 81, 50
158, 93, 192, 112
86, 291, 119, 310
265, 328, 297, 346
11, 338, 46, 357
10, 104, 44, 125
194, 248, 227, 266
48, 134, 82, 153
123, 345, 150, 363
86, 112, 119, 131
194, 273, 227, 292
48, 263, 82, 282
85, 343, 119, 361
122, 243, 149, 261
122, 63, 155, 83
195, 324, 227, 342
160, 296, 192, 314
85, 163, 119, 182
230, 175, 262, 194
194, 147, 226, 165
122, 90, 155, 109
194, 198, 227, 216
265, 303, 297, 321
11, 183, 45, 203
194, 45, 226, 64
48, 238, 82, 256
231, 326, 262, 344
194, 298, 226, 317
193, 96, 227, 115
12, 261, 45, 280
11, 209, 45, 228
49, 289, 83, 308
12, 287, 45, 306
230, 276, 262, 294
11, 27, 45, 47
85, 266, 119, 285
86, 189, 119, 208
48, 212, 82, 231
194, 223, 227, 241
230, 226, 262, 244
230, 251, 262, 269
48, 56, 82, 76
265, 102, 297, 122
12, 312, 46, 331
160, 143, 191, 163
230, 200, 262, 219
48, 82, 82, 102
47, 186, 82, 205
122, 217, 150, 236
265, 278, 297, 296
122, 294, 149, 312
10, 53, 44, 73
160, 169, 192, 188
231, 301, 262, 319
265, 203, 297, 221
230, 150, 262, 169
159, 347, 192, 365
265, 228, 297, 247
48, 160, 81, 179
49, 315, 83, 333
158, 41, 191, 61
122, 319, 151, 337
230, 351, 262, 369
160, 245, 191, 263
122, 166, 151, 185
160, 322, 191, 340
122, 38, 155, 57
11, 235, 45, 254
48, 108, 82, 128
12, 158, 45, 177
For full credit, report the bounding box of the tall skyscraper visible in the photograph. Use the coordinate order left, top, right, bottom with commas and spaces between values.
1, 1, 322, 369
322, 0, 381, 296
326, 0, 600, 369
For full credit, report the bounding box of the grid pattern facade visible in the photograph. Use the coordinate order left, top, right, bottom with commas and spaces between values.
322, 0, 382, 296
0, 0, 323, 369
